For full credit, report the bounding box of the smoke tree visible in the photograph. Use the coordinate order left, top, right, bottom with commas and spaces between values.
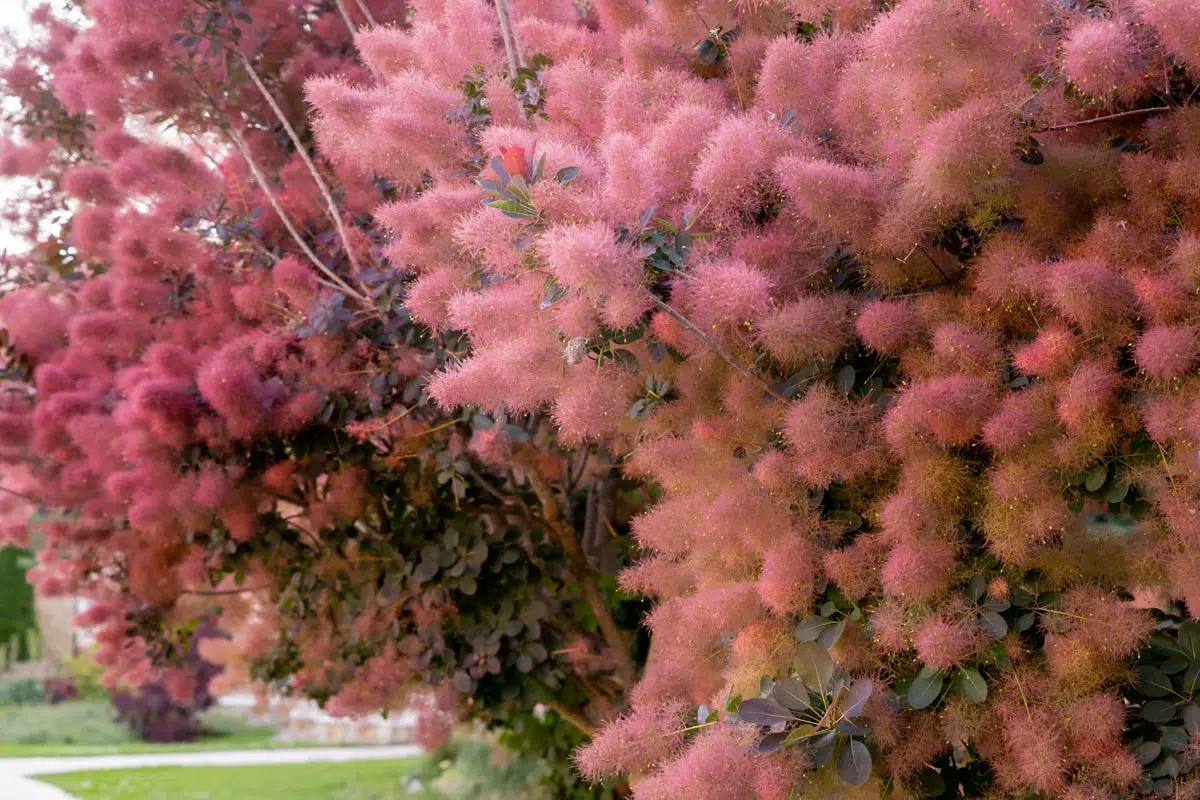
8, 0, 1200, 796
0, 0, 641, 787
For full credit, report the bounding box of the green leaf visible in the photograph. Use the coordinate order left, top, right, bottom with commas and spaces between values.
1104, 475, 1130, 503
979, 611, 1008, 639
966, 574, 987, 603
554, 166, 580, 186
1144, 700, 1178, 723
794, 641, 834, 693
1138, 666, 1174, 698
1181, 661, 1200, 696
1011, 586, 1035, 607
1179, 621, 1200, 659
737, 697, 792, 726
956, 668, 987, 703
486, 198, 535, 219
507, 174, 532, 201
836, 365, 856, 395
818, 618, 847, 649
1134, 741, 1162, 765
1161, 658, 1190, 675
794, 615, 828, 643
771, 676, 811, 712
1161, 725, 1189, 752
908, 671, 943, 710
836, 739, 872, 786
1148, 753, 1180, 779
1016, 612, 1036, 632
1083, 463, 1109, 492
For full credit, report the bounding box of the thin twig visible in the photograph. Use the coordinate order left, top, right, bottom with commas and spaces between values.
184, 585, 269, 597
494, 0, 524, 75
333, 0, 360, 36
1035, 106, 1171, 133
352, 0, 380, 26
546, 699, 596, 736
650, 296, 789, 403
239, 52, 364, 279
223, 125, 370, 304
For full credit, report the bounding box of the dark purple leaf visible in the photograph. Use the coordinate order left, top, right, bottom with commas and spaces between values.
737, 697, 792, 727
846, 679, 872, 717
836, 740, 872, 786
771, 676, 811, 712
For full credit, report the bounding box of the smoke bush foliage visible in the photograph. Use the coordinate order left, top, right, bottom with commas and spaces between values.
9, 0, 1200, 796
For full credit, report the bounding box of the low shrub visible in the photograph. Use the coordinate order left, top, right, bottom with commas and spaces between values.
0, 701, 134, 747
111, 619, 223, 743
0, 678, 43, 706
43, 677, 79, 705
62, 650, 109, 701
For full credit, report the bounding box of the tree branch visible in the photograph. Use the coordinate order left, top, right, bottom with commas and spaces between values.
494, 0, 524, 76
650, 296, 789, 403
1035, 106, 1170, 133
222, 124, 371, 304
546, 699, 597, 736
239, 52, 365, 279
517, 449, 637, 689
352, 0, 380, 27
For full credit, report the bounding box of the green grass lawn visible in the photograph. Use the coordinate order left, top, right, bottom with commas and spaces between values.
0, 702, 300, 758
39, 757, 440, 799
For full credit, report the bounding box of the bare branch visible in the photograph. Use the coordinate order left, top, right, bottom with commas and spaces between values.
239, 52, 365, 278
223, 125, 371, 304
1035, 106, 1170, 133
494, 0, 524, 76
518, 450, 637, 689
650, 296, 789, 403
546, 699, 597, 736
352, 0, 380, 27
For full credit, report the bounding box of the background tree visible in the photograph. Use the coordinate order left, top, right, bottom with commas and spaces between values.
0, 2, 643, 792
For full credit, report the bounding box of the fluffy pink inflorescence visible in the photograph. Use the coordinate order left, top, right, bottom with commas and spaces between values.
884, 374, 998, 454
855, 298, 920, 356
539, 221, 644, 297
880, 535, 957, 602
756, 294, 854, 365
913, 613, 976, 671
575, 700, 689, 781
1134, 324, 1200, 381
783, 384, 884, 487
1060, 18, 1148, 103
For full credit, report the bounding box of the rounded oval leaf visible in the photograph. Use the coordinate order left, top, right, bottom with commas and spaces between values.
1144, 699, 1178, 723
1134, 741, 1162, 765
818, 618, 848, 649
794, 642, 835, 693
1183, 703, 1200, 735
757, 731, 788, 754
794, 615, 828, 643
836, 739, 873, 786
771, 676, 811, 712
1181, 622, 1200, 659
846, 679, 873, 718
979, 611, 1008, 639
1138, 666, 1174, 698
957, 668, 988, 703
908, 671, 944, 710
737, 697, 793, 727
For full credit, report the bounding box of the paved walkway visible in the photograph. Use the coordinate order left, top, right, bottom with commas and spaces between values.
0, 744, 423, 799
